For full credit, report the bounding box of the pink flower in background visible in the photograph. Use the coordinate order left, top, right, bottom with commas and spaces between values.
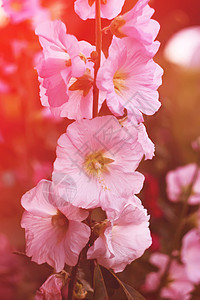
74, 0, 125, 20
2, 0, 40, 23
181, 229, 200, 284
87, 199, 152, 272
51, 41, 105, 120
21, 180, 90, 272
107, 0, 160, 45
0, 79, 10, 93
97, 37, 163, 120
166, 164, 200, 204
143, 253, 194, 300
53, 116, 144, 209
0, 233, 21, 299
35, 20, 85, 115
35, 273, 67, 300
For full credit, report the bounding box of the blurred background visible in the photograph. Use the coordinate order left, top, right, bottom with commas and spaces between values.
0, 0, 200, 298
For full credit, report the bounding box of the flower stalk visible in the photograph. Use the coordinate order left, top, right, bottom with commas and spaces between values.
93, 0, 102, 118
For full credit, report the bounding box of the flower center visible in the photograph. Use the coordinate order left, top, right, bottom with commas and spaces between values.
11, 1, 22, 12
52, 210, 69, 232
113, 70, 127, 95
69, 68, 93, 97
88, 0, 107, 7
84, 151, 114, 177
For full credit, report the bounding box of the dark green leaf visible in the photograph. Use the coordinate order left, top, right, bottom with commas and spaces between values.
93, 263, 109, 300
110, 271, 146, 300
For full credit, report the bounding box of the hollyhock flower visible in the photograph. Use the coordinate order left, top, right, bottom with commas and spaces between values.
143, 253, 194, 300
0, 79, 10, 93
87, 198, 152, 272
35, 20, 85, 116
181, 229, 200, 284
166, 164, 200, 205
53, 116, 145, 209
21, 180, 90, 272
164, 26, 200, 69
35, 273, 68, 300
2, 0, 40, 23
105, 0, 160, 45
97, 37, 163, 120
74, 0, 125, 21
120, 119, 155, 160
50, 41, 106, 120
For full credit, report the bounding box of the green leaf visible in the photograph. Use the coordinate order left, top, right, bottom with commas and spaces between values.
110, 271, 146, 300
93, 263, 109, 300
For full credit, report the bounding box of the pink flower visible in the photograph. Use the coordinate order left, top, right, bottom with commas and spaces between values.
0, 233, 21, 299
87, 198, 152, 272
53, 41, 106, 120
74, 0, 125, 21
35, 20, 85, 117
97, 37, 163, 120
106, 0, 160, 45
181, 229, 200, 284
2, 0, 40, 23
166, 164, 200, 205
53, 116, 145, 209
143, 253, 194, 300
122, 120, 155, 160
35, 273, 67, 300
21, 180, 90, 272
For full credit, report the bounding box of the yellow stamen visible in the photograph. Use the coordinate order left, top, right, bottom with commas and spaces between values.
79, 53, 87, 64
113, 70, 128, 94
84, 151, 114, 177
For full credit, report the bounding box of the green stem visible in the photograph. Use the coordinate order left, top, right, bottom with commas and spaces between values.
93, 0, 102, 118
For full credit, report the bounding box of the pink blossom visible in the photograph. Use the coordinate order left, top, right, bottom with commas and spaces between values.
35, 273, 67, 300
53, 116, 145, 209
181, 229, 200, 284
0, 79, 10, 93
51, 41, 106, 120
166, 164, 200, 205
107, 0, 160, 46
97, 37, 163, 120
74, 0, 125, 21
164, 26, 200, 69
122, 120, 155, 160
87, 198, 152, 272
35, 20, 85, 117
32, 161, 52, 185
2, 0, 40, 23
21, 180, 90, 272
143, 253, 194, 300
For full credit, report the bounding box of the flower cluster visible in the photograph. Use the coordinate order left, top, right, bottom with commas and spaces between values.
143, 162, 200, 299
19, 0, 163, 298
